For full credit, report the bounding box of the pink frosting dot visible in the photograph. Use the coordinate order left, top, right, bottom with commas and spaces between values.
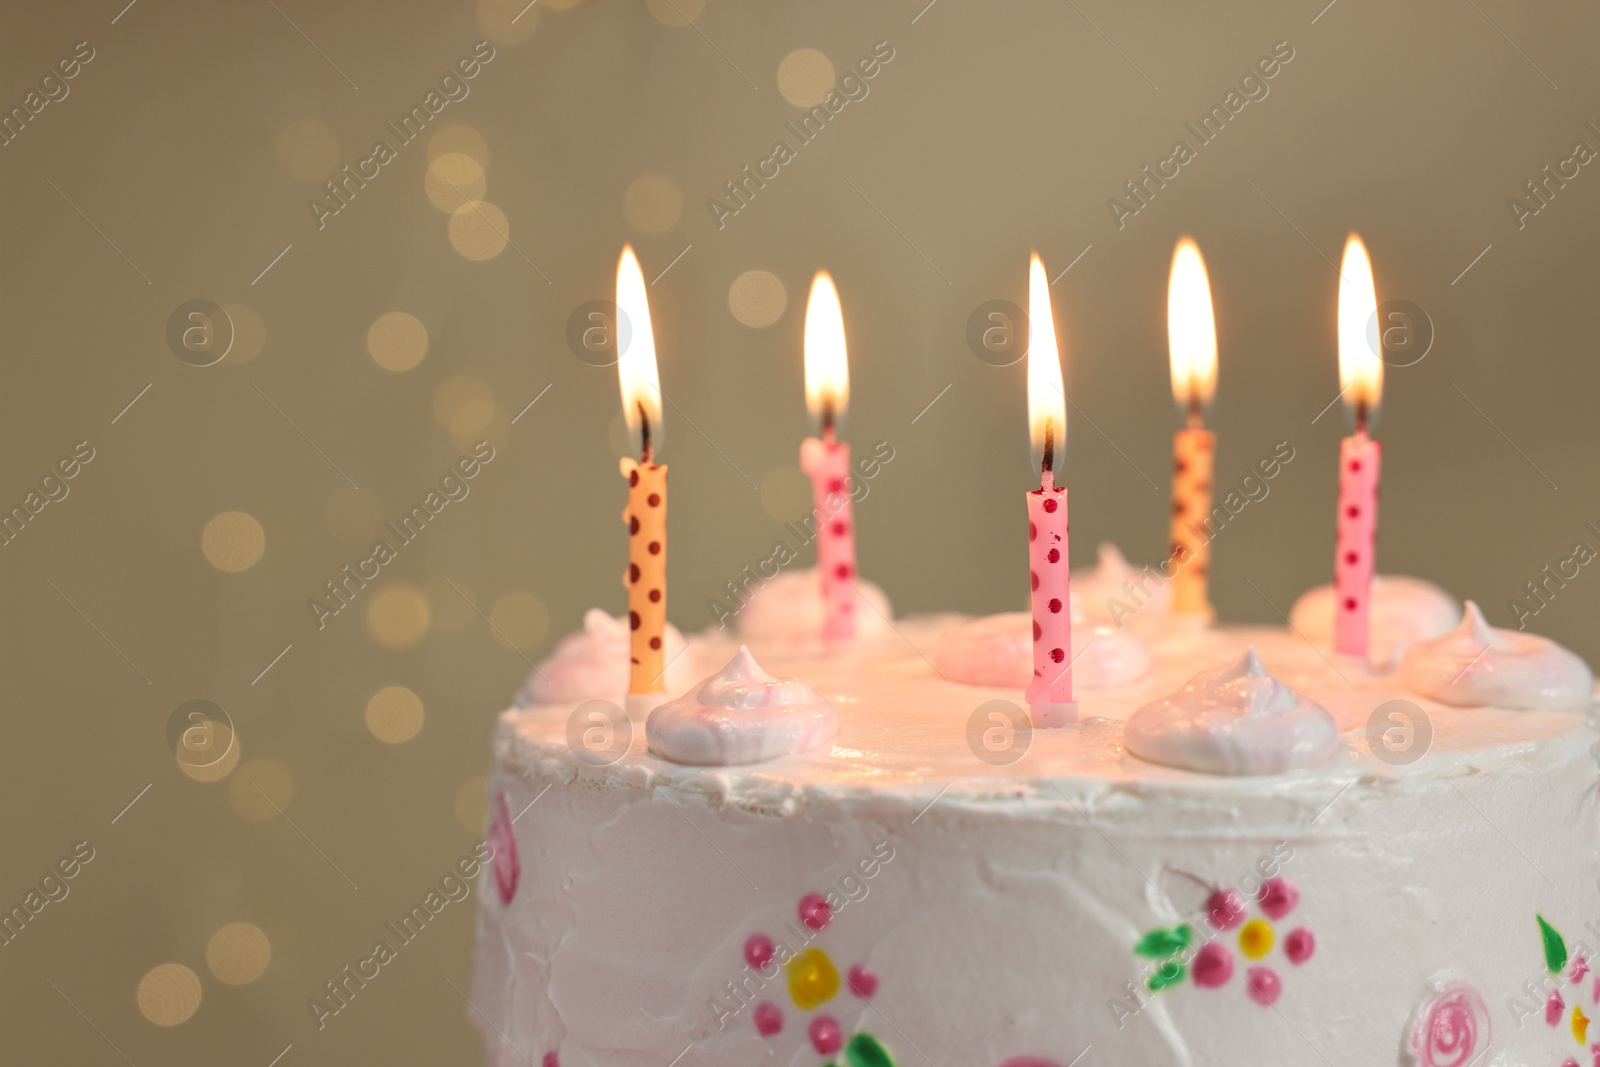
542, 1054, 559, 1067
744, 934, 775, 971
809, 1016, 843, 1055
1572, 954, 1590, 983
1205, 888, 1246, 931
1257, 877, 1299, 920
1283, 927, 1316, 966
1547, 989, 1565, 1026
847, 963, 879, 999
1246, 966, 1282, 1006
1192, 942, 1234, 988
753, 1002, 782, 1037
799, 893, 831, 932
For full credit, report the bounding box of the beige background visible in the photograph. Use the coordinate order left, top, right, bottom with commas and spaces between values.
3, 0, 1598, 1063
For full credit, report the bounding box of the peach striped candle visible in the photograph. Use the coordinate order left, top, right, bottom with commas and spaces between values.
616, 244, 668, 694
1167, 238, 1219, 619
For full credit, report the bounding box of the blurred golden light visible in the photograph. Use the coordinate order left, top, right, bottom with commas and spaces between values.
728, 269, 787, 328
777, 49, 835, 108
366, 686, 425, 744
623, 173, 684, 233
1338, 233, 1383, 420
452, 404, 510, 455
760, 465, 812, 523
229, 758, 295, 821
366, 311, 429, 373
646, 0, 704, 25
489, 591, 548, 652
425, 576, 476, 634
323, 487, 384, 547
426, 124, 490, 169
206, 923, 271, 985
476, 0, 539, 44
275, 119, 340, 181
367, 584, 431, 650
176, 722, 239, 783
426, 152, 487, 212
1167, 238, 1218, 410
201, 511, 265, 572
137, 964, 202, 1027
455, 775, 488, 834
449, 200, 511, 261
433, 375, 496, 435
220, 303, 266, 364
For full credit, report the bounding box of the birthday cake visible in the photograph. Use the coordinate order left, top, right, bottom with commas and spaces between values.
470, 560, 1599, 1067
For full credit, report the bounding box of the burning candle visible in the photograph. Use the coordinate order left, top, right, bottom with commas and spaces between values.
616, 245, 668, 695
1024, 252, 1078, 728
1333, 234, 1383, 658
1167, 238, 1219, 620
798, 272, 858, 642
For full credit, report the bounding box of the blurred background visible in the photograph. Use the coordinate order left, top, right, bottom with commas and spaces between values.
3, 0, 1599, 1063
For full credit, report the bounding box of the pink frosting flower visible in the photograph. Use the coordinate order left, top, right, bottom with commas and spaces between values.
1409, 982, 1490, 1067
1205, 888, 1246, 931
799, 893, 832, 932
1246, 966, 1282, 1007
487, 792, 520, 906
752, 1002, 782, 1037
1192, 942, 1234, 988
1547, 989, 1565, 1026
744, 934, 775, 971
847, 963, 879, 998
809, 1015, 842, 1054
1256, 877, 1299, 920
1284, 927, 1316, 966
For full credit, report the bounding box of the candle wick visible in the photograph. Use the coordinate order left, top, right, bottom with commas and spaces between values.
1186, 391, 1204, 430
821, 397, 836, 444
638, 401, 653, 464
1040, 420, 1055, 486
1354, 398, 1369, 436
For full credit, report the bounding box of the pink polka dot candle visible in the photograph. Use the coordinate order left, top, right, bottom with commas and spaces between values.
616, 245, 668, 696
1332, 235, 1384, 659
1166, 239, 1219, 620
799, 272, 858, 643
1023, 252, 1078, 728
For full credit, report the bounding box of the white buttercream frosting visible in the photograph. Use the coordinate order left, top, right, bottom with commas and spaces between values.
1289, 574, 1459, 658
1400, 600, 1594, 710
645, 646, 839, 765
1072, 542, 1170, 622
1124, 648, 1339, 775
734, 567, 891, 641
931, 611, 1150, 689
516, 608, 691, 706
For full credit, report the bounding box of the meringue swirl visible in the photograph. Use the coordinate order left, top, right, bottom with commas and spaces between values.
932, 612, 1150, 689
516, 609, 690, 706
1125, 648, 1339, 775
1071, 542, 1169, 623
735, 568, 891, 642
1288, 575, 1459, 657
645, 647, 839, 765
1400, 601, 1593, 711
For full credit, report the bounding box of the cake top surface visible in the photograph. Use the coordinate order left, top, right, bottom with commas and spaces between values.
499, 604, 1598, 811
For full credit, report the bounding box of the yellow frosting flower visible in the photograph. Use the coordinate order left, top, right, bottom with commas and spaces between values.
1239, 919, 1274, 960
786, 947, 839, 1010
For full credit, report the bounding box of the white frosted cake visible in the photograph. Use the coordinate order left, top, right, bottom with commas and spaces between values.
471, 562, 1599, 1067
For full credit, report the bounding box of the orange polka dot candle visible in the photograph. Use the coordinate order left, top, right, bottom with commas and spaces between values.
1024, 253, 1078, 728
799, 272, 857, 642
1166, 238, 1220, 619
616, 245, 668, 695
1332, 234, 1384, 659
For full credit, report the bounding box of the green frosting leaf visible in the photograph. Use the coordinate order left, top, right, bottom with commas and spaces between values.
846, 1033, 896, 1067
1539, 914, 1568, 974
1133, 924, 1193, 959
1147, 960, 1187, 992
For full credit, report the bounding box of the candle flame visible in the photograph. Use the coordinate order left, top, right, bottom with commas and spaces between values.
1337, 233, 1383, 424
616, 245, 663, 457
1027, 252, 1067, 475
803, 271, 849, 431
1167, 237, 1217, 413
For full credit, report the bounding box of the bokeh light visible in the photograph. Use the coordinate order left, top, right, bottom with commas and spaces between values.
777, 49, 835, 108
367, 311, 429, 373
220, 303, 266, 364
206, 923, 271, 985
275, 119, 340, 181
449, 201, 511, 261
176, 723, 239, 783
229, 758, 295, 821
728, 270, 787, 327
136, 964, 202, 1026
426, 153, 487, 212
201, 511, 265, 572
434, 376, 496, 436
623, 173, 684, 233
366, 686, 425, 744
367, 584, 431, 650
427, 124, 490, 169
